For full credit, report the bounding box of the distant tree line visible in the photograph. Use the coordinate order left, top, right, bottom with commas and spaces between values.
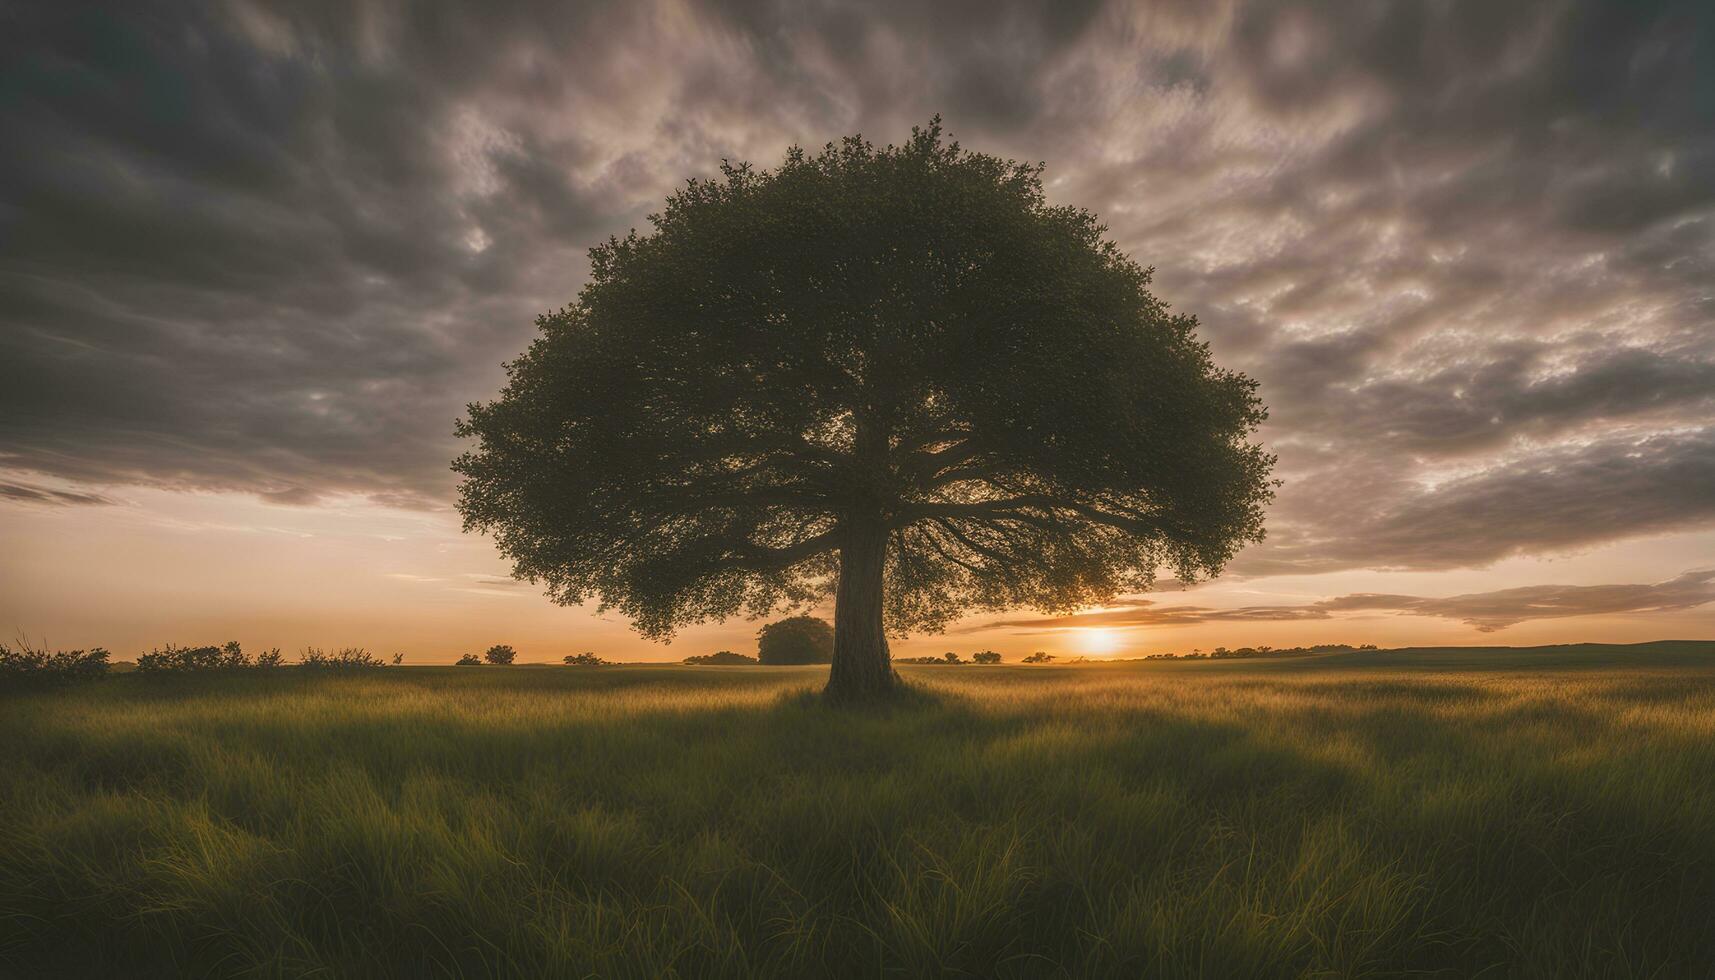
894, 650, 1008, 665
1140, 643, 1378, 661
0, 640, 405, 689
0, 640, 110, 689
683, 651, 758, 665
137, 643, 389, 673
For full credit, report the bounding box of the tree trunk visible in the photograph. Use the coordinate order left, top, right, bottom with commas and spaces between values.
824, 517, 895, 702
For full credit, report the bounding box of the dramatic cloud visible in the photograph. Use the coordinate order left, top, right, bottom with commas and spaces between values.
1321, 569, 1715, 632
1237, 427, 1715, 575
2, 0, 1711, 581
0, 480, 119, 507
974, 569, 1715, 634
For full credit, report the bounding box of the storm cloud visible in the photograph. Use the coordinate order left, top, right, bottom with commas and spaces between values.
2, 0, 1712, 580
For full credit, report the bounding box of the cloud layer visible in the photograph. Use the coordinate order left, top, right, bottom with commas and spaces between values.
977, 569, 1715, 634
2, 0, 1711, 582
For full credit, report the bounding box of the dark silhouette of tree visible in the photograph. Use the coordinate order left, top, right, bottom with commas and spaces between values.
1023, 652, 1055, 664
684, 650, 759, 665
564, 651, 610, 666
455, 653, 481, 665
972, 651, 1002, 664
455, 119, 1274, 702
0, 640, 110, 688
484, 644, 517, 665
757, 615, 834, 665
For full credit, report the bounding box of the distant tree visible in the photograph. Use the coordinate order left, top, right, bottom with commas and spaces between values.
0, 640, 109, 688
941, 651, 964, 664
684, 650, 759, 665
564, 651, 610, 666
455, 120, 1274, 701
484, 644, 517, 665
1023, 651, 1055, 664
757, 616, 834, 665
300, 647, 386, 670
972, 651, 1002, 664
256, 647, 284, 669
455, 653, 482, 665
392, 652, 404, 665
137, 644, 223, 673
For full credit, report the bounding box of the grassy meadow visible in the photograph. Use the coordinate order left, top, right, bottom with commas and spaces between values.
3, 641, 1714, 978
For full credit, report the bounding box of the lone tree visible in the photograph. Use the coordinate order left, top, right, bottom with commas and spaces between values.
455, 120, 1274, 702
484, 644, 517, 665
757, 615, 834, 665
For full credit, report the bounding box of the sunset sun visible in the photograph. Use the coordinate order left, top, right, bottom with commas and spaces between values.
1077, 628, 1123, 656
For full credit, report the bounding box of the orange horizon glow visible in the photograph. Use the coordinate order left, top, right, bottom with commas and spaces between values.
3, 483, 1711, 666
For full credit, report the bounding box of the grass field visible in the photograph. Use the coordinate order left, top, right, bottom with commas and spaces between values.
4, 641, 1714, 978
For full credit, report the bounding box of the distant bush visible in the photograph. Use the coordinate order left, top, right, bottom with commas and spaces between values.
455, 653, 482, 665
683, 650, 758, 665
299, 647, 387, 670
392, 652, 404, 665
564, 652, 611, 666
893, 654, 967, 665
0, 640, 110, 689
484, 644, 517, 665
756, 615, 833, 665
1140, 643, 1361, 662
1023, 651, 1055, 663
972, 651, 1002, 664
136, 641, 282, 674
137, 643, 221, 674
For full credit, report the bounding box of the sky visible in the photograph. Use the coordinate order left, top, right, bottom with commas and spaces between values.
2, 0, 1713, 663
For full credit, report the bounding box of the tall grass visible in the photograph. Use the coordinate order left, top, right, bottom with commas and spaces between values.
2, 643, 1713, 977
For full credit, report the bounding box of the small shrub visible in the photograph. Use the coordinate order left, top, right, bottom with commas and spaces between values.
218, 641, 249, 669
392, 652, 404, 665
0, 640, 110, 689
299, 647, 386, 670
484, 644, 517, 665
137, 643, 225, 674
136, 642, 297, 674
683, 650, 758, 665
564, 652, 610, 666
972, 651, 1002, 664
455, 653, 482, 665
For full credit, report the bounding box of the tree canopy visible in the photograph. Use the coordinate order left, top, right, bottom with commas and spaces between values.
757, 615, 835, 665
455, 119, 1274, 700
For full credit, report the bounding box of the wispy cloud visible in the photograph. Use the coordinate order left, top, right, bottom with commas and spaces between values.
0, 480, 118, 507
969, 570, 1715, 634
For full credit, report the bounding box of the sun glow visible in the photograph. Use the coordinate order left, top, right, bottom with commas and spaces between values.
1077, 628, 1123, 656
